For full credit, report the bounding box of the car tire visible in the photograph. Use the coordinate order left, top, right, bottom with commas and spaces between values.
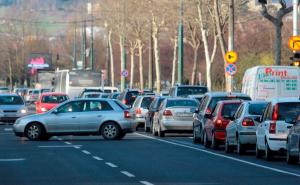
26, 123, 43, 141
211, 132, 218, 150
118, 132, 126, 140
225, 137, 234, 153
158, 124, 165, 137
256, 142, 264, 159
101, 122, 121, 140
265, 141, 273, 161
193, 124, 201, 143
237, 136, 245, 155
41, 135, 51, 141
204, 131, 210, 148
287, 147, 299, 164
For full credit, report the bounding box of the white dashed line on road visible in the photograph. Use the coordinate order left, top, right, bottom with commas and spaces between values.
73, 146, 81, 149
57, 138, 63, 141
135, 133, 300, 178
0, 158, 25, 162
4, 128, 13, 131
93, 156, 103, 161
105, 162, 118, 168
82, 150, 91, 155
140, 181, 154, 185
38, 145, 82, 148
121, 171, 135, 178
64, 141, 72, 145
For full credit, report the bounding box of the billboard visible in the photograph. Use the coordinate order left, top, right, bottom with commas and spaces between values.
27, 53, 52, 70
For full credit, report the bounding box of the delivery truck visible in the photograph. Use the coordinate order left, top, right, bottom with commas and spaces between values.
241, 66, 300, 100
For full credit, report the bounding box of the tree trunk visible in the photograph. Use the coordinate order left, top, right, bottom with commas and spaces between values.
191, 46, 199, 85
274, 21, 282, 65
130, 47, 135, 89
137, 39, 144, 90
171, 37, 177, 87
108, 30, 114, 87
152, 24, 161, 93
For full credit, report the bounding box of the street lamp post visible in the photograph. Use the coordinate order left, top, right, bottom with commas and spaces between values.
177, 0, 184, 85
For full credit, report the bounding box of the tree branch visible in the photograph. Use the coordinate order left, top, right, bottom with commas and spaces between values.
260, 4, 277, 24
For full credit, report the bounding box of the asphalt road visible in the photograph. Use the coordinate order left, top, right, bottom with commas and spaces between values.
0, 124, 300, 185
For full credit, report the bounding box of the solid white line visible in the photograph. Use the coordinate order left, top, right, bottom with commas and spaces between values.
0, 158, 25, 162
38, 145, 82, 148
135, 133, 300, 178
121, 171, 135, 178
82, 150, 91, 155
64, 142, 72, 145
140, 181, 154, 185
105, 162, 118, 168
93, 156, 103, 161
4, 128, 13, 131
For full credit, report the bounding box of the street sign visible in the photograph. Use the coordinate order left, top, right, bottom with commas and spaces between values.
288, 36, 300, 51
225, 51, 238, 64
121, 70, 129, 77
225, 63, 237, 76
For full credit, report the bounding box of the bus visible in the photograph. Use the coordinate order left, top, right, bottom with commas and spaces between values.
53, 69, 101, 98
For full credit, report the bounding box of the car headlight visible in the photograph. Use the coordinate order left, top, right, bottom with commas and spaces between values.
41, 107, 48, 112
20, 109, 27, 114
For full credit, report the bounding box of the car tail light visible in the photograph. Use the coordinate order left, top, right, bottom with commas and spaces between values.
124, 110, 131, 118
206, 108, 211, 115
215, 119, 222, 128
242, 118, 255, 126
122, 100, 127, 105
269, 121, 276, 134
272, 104, 278, 121
136, 108, 141, 114
163, 110, 173, 116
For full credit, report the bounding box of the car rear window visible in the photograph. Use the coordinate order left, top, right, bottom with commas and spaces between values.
166, 99, 198, 108
0, 96, 24, 105
221, 103, 241, 117
141, 97, 154, 108
248, 103, 267, 115
177, 87, 208, 97
85, 94, 101, 98
208, 96, 250, 112
277, 102, 300, 121
114, 100, 129, 110
42, 95, 68, 103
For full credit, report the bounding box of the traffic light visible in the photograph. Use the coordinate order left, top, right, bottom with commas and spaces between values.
290, 53, 300, 67
258, 0, 267, 4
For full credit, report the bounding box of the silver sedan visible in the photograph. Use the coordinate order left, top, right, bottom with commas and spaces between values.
152, 98, 198, 137
13, 99, 135, 140
225, 101, 267, 154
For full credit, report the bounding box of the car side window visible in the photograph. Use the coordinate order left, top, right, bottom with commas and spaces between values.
199, 96, 208, 112
235, 105, 244, 119
262, 103, 271, 121
58, 101, 85, 113
86, 101, 113, 112
212, 104, 220, 117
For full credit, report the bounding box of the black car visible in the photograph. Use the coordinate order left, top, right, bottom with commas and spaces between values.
118, 89, 140, 107
144, 96, 169, 132
286, 116, 300, 164
192, 92, 251, 143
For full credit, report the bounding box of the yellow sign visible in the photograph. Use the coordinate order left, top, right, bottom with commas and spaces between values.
288, 36, 300, 51
225, 51, 238, 64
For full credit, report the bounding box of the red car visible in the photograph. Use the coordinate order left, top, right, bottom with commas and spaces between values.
203, 100, 242, 149
35, 93, 69, 113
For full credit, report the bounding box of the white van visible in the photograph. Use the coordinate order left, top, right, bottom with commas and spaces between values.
242, 66, 300, 100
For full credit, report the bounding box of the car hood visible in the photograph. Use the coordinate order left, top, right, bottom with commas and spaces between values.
0, 104, 25, 110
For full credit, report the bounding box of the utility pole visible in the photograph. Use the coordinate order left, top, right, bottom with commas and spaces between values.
82, 21, 87, 70
177, 0, 184, 85
120, 0, 127, 91
293, 0, 298, 36
72, 23, 77, 69
226, 0, 234, 92
89, 1, 94, 71
148, 20, 153, 91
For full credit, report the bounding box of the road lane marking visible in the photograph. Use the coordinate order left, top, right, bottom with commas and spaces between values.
105, 162, 117, 168
82, 150, 91, 155
0, 158, 25, 162
38, 145, 82, 148
140, 181, 154, 185
135, 133, 300, 178
57, 138, 63, 141
74, 146, 81, 149
121, 171, 135, 178
93, 156, 103, 161
64, 142, 72, 145
4, 128, 13, 131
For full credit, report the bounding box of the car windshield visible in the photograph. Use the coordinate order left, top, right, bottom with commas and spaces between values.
221, 103, 241, 117
33, 90, 40, 94
277, 102, 300, 121
0, 96, 24, 105
166, 99, 198, 108
42, 95, 68, 103
248, 103, 268, 115
141, 97, 154, 108
208, 96, 250, 112
177, 87, 208, 97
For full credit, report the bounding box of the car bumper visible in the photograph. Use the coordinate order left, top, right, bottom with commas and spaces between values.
161, 120, 193, 131
267, 137, 287, 151
214, 130, 226, 141
135, 117, 145, 124
0, 116, 19, 123
119, 119, 136, 133
239, 131, 256, 145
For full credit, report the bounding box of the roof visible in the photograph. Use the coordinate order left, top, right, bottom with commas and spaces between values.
41, 92, 68, 96
204, 92, 250, 98
0, 93, 20, 96
269, 98, 300, 104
